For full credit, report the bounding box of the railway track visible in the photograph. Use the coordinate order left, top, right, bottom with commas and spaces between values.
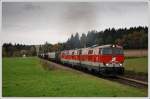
71, 66, 148, 88
91, 73, 148, 88
116, 76, 148, 87
117, 76, 148, 86
40, 59, 148, 88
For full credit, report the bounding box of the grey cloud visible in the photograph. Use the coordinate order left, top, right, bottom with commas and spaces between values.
2, 2, 148, 45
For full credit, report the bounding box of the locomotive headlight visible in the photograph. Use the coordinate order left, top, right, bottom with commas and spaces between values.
119, 63, 123, 66
106, 63, 109, 66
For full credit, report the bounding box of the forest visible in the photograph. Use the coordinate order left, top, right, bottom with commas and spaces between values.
2, 26, 148, 57
66, 26, 148, 49
2, 44, 37, 57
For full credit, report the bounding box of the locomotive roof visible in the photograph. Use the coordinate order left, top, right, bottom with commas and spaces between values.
94, 44, 123, 49
61, 44, 122, 53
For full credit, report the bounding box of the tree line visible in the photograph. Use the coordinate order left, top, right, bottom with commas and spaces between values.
65, 26, 148, 49
39, 26, 148, 54
2, 26, 148, 57
2, 43, 37, 57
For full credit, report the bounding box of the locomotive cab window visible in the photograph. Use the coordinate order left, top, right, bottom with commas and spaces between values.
101, 48, 112, 55
113, 48, 123, 55
100, 47, 123, 55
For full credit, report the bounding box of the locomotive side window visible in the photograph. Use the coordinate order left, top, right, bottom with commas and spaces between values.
99, 48, 101, 54
72, 51, 74, 55
101, 48, 112, 55
88, 50, 93, 54
66, 51, 69, 55
78, 50, 82, 55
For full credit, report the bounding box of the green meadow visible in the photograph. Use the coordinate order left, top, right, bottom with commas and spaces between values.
124, 57, 148, 74
2, 57, 147, 97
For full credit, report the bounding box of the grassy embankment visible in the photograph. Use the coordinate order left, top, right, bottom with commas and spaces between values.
124, 57, 148, 75
2, 57, 147, 97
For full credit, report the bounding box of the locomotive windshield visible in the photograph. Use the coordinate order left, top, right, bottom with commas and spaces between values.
101, 48, 112, 54
113, 48, 123, 55
100, 47, 123, 55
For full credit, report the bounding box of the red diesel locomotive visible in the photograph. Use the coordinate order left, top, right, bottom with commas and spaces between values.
40, 44, 125, 75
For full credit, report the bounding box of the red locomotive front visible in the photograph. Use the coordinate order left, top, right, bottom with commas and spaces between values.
97, 45, 124, 75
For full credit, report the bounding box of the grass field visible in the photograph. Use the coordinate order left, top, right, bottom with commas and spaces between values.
124, 57, 148, 74
2, 57, 147, 97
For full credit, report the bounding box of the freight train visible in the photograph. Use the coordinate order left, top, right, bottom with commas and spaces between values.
39, 44, 125, 76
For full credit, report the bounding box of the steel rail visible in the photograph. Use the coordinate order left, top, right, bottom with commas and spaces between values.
117, 76, 148, 86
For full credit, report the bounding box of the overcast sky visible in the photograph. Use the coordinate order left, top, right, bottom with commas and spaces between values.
2, 1, 148, 45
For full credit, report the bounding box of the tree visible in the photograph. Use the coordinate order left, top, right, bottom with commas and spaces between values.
86, 30, 97, 47
30, 46, 37, 56
80, 33, 87, 48
105, 35, 113, 44
95, 32, 104, 46
2, 47, 7, 57
20, 50, 27, 56
74, 33, 81, 48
